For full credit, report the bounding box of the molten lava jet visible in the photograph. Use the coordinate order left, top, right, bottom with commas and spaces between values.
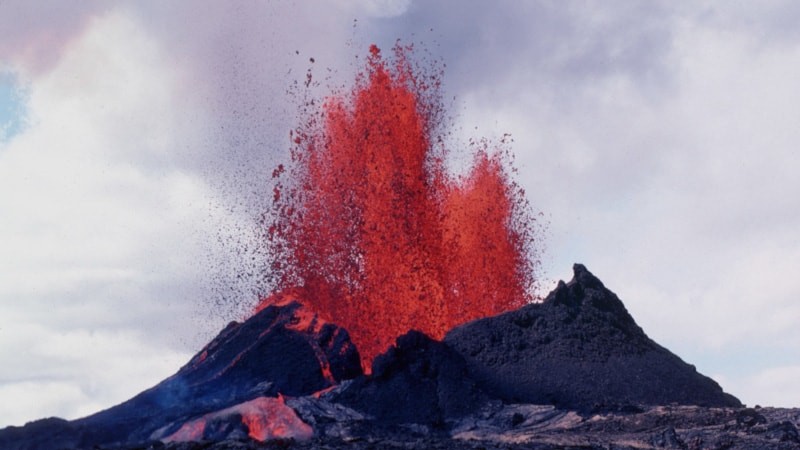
263, 44, 542, 367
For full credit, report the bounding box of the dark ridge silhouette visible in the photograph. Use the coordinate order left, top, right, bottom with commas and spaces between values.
444, 264, 742, 411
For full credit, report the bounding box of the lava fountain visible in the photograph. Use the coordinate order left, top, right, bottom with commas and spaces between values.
261, 44, 542, 367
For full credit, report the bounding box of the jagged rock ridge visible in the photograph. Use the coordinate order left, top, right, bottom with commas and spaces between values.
444, 263, 742, 411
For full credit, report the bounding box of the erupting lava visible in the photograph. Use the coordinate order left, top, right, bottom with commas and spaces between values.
262, 44, 541, 367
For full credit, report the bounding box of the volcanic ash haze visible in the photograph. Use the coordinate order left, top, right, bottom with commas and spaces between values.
262, 44, 543, 367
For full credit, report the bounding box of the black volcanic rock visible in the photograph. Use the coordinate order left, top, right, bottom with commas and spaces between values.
164, 299, 362, 400
336, 330, 487, 426
0, 300, 361, 449
0, 418, 81, 450
444, 264, 742, 411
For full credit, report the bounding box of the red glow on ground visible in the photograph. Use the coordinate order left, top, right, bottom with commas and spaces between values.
263, 44, 540, 368
162, 396, 313, 443
240, 396, 313, 442
164, 418, 206, 442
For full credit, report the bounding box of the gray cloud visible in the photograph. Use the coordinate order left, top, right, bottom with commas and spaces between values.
369, 1, 674, 97
0, 0, 109, 74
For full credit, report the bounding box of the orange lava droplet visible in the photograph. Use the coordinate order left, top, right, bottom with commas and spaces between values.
262, 44, 540, 369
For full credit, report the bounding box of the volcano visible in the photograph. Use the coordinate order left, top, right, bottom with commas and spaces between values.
4, 46, 798, 449
4, 265, 797, 450
0, 299, 362, 448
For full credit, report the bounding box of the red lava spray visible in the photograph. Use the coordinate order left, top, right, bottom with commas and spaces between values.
261, 44, 541, 368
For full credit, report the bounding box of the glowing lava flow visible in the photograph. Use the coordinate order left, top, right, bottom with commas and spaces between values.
163, 396, 313, 443
263, 44, 541, 367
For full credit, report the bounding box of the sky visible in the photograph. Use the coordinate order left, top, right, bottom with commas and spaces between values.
1, 1, 800, 427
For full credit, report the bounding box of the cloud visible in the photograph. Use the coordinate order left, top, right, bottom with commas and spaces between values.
0, 322, 190, 422
120, 2, 367, 181
0, 11, 228, 426
354, 0, 412, 18
368, 1, 674, 97
0, 0, 108, 75
715, 365, 800, 408
0, 11, 210, 298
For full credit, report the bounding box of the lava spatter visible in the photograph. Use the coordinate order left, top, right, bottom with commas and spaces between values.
263, 44, 542, 367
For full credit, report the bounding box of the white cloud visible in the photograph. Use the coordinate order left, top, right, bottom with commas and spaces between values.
0, 11, 228, 426
0, 322, 190, 424
351, 0, 412, 18
716, 365, 800, 408
0, 381, 93, 425
0, 12, 215, 297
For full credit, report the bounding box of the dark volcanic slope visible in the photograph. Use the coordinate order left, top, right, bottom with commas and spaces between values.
445, 264, 741, 411
79, 300, 362, 444
0, 300, 362, 449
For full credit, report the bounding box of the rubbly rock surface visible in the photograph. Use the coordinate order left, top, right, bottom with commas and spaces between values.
335, 330, 487, 426
39, 403, 794, 450
450, 404, 800, 450
0, 300, 361, 449
80, 405, 800, 449
445, 264, 742, 411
